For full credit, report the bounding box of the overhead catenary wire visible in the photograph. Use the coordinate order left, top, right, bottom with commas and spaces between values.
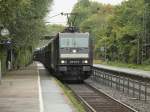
45, 12, 78, 26
47, 13, 63, 19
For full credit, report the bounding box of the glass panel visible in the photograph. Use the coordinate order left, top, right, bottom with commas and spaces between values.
74, 37, 88, 47
60, 36, 89, 48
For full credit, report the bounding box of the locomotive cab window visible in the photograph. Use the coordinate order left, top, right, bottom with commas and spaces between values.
59, 33, 90, 58
59, 33, 89, 48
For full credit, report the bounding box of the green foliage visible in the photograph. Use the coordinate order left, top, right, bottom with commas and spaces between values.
70, 0, 150, 65
45, 24, 64, 36
0, 0, 53, 68
94, 60, 150, 71
37, 24, 64, 48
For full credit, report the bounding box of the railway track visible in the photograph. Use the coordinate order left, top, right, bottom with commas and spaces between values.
68, 83, 138, 112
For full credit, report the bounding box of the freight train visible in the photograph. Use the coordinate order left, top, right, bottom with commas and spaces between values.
34, 27, 93, 81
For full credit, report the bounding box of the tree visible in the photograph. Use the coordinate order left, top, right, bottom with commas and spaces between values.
70, 0, 149, 64
0, 0, 53, 69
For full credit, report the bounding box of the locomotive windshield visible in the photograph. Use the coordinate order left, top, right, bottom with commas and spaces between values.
59, 33, 89, 48
60, 37, 89, 48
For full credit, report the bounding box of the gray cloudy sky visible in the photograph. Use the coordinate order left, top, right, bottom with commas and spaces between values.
45, 0, 124, 25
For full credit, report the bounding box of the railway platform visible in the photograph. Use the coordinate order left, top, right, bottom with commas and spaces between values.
90, 64, 150, 112
94, 64, 150, 79
0, 62, 75, 112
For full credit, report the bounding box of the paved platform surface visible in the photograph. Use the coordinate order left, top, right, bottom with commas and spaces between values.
0, 62, 75, 112
94, 64, 150, 79
0, 63, 39, 112
37, 62, 75, 112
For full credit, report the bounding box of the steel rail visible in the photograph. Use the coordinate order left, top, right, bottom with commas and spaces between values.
68, 82, 138, 112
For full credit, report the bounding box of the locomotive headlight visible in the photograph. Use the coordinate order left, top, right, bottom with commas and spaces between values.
84, 60, 88, 64
72, 49, 77, 53
61, 60, 65, 64
61, 60, 67, 64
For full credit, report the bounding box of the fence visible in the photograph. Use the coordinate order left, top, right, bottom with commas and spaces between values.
91, 67, 150, 102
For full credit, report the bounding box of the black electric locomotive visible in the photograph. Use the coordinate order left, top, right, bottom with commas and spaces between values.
34, 27, 93, 81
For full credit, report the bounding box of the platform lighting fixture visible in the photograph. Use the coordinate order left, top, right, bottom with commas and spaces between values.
1, 28, 10, 36
0, 27, 11, 45
0, 27, 10, 83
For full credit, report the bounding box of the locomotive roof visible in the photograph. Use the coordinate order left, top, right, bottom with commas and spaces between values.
62, 26, 79, 32
59, 32, 89, 38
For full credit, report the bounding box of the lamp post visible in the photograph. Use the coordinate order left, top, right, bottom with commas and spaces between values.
1, 28, 10, 36
0, 27, 10, 84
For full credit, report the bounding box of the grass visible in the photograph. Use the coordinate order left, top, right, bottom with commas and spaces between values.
54, 78, 86, 112
94, 60, 150, 71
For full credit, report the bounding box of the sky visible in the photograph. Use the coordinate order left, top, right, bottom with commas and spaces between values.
45, 0, 124, 25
